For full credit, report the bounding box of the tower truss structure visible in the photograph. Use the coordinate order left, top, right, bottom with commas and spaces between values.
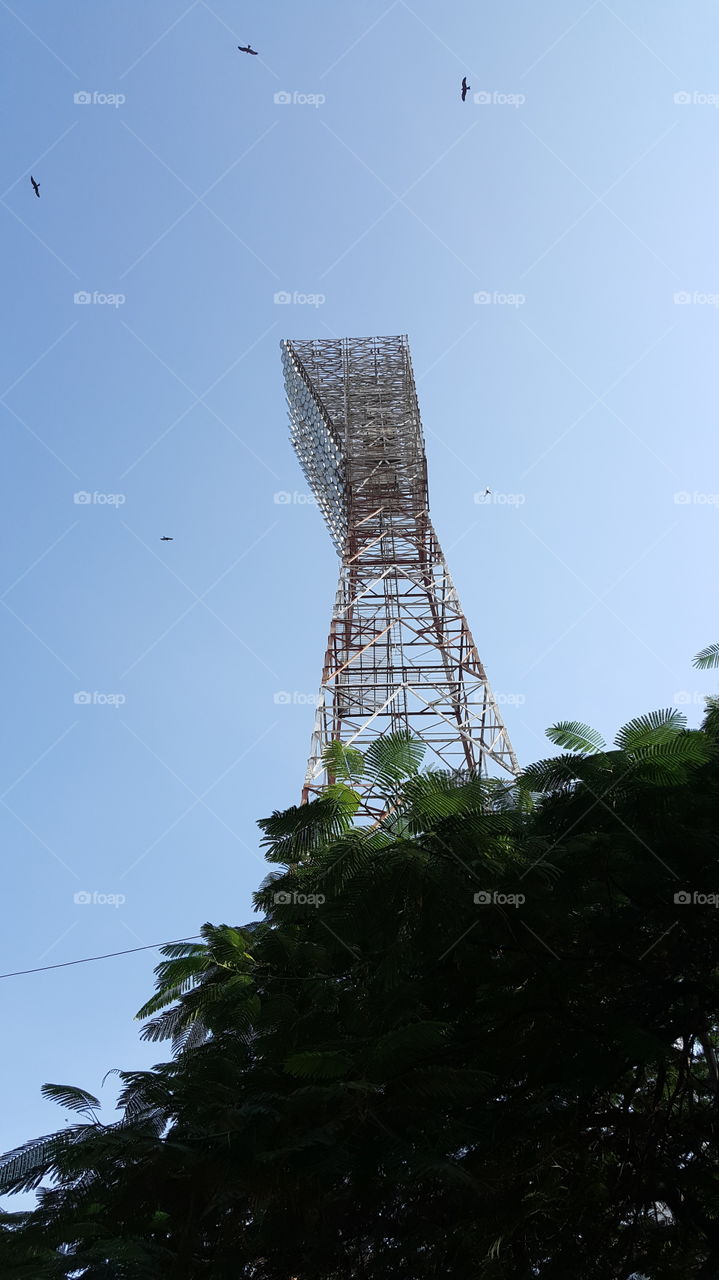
281, 335, 519, 808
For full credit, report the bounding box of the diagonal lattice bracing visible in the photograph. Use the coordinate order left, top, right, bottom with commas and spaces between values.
282, 335, 519, 812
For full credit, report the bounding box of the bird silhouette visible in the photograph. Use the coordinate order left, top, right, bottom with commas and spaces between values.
237, 44, 258, 55
30, 175, 40, 198
160, 536, 174, 541
483, 488, 491, 496
461, 77, 470, 102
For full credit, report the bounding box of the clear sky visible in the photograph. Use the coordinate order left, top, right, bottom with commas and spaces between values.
1, 0, 718, 1173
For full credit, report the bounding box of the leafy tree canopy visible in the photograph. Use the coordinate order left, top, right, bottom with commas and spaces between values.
2, 661, 719, 1278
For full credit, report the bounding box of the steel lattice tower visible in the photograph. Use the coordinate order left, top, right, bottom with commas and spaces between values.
281, 335, 519, 809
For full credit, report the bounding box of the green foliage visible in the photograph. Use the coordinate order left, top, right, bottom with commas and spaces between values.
3, 693, 719, 1277
0, 1133, 73, 1192
545, 720, 607, 753
361, 731, 425, 788
40, 1085, 100, 1118
614, 707, 688, 750
694, 642, 719, 670
283, 1051, 353, 1079
258, 789, 357, 862
322, 739, 365, 783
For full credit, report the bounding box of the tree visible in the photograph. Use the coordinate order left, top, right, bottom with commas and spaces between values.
2, 706, 719, 1278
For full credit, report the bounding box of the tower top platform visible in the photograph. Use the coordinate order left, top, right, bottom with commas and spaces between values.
282, 335, 429, 553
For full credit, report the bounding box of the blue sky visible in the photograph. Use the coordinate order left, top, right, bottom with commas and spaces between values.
1, 0, 718, 1170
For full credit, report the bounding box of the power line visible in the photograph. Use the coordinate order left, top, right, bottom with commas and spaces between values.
0, 939, 354, 985
0, 936, 204, 980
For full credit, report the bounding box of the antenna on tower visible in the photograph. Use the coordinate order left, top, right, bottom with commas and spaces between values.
282, 334, 518, 816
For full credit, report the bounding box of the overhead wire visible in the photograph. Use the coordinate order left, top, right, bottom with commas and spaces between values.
0, 936, 204, 980
0, 938, 350, 983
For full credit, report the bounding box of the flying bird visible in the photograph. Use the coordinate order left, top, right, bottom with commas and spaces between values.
483, 488, 491, 496
237, 44, 258, 55
30, 175, 40, 198
160, 536, 174, 541
461, 77, 470, 102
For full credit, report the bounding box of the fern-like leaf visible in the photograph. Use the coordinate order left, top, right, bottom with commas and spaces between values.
368, 1021, 449, 1074
40, 1084, 100, 1117
0, 1132, 72, 1190
518, 753, 590, 794
694, 643, 719, 670
284, 1051, 352, 1080
322, 740, 365, 783
172, 1019, 211, 1054
630, 734, 710, 783
258, 793, 355, 861
140, 1005, 193, 1044
206, 924, 254, 969
362, 732, 425, 790
545, 721, 606, 754
614, 708, 687, 751
136, 972, 204, 1021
